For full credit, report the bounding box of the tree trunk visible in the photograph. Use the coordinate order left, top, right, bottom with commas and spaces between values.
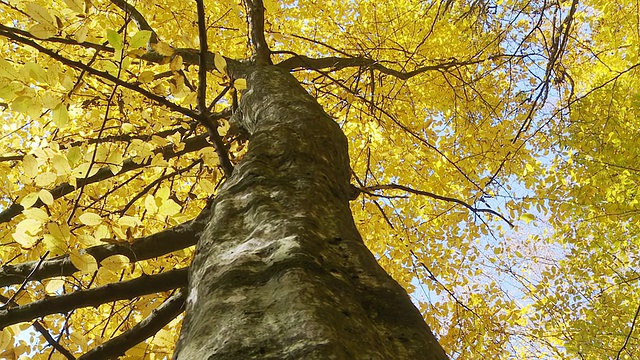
174, 65, 448, 360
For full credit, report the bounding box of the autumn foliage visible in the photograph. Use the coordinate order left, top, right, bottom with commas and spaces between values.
0, 0, 639, 359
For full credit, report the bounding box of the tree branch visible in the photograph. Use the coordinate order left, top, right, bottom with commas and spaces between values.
0, 133, 213, 224
0, 204, 211, 287
0, 25, 198, 119
359, 183, 514, 227
195, 0, 234, 177
0, 268, 188, 328
78, 289, 186, 360
109, 0, 159, 44
245, 0, 271, 64
275, 52, 517, 80
0, 251, 49, 310
33, 320, 76, 360
616, 302, 640, 360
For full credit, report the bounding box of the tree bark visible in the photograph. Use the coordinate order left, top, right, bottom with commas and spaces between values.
174, 65, 448, 360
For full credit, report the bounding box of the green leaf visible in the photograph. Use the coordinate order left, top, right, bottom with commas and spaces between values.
106, 29, 123, 51
130, 30, 152, 49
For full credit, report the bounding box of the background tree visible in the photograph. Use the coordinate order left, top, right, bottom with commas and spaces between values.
0, 0, 638, 359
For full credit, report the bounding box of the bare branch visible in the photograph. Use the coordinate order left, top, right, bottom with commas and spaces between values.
0, 268, 188, 328
78, 289, 186, 360
360, 183, 514, 227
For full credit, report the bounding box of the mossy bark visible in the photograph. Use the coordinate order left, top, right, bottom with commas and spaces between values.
174, 65, 448, 360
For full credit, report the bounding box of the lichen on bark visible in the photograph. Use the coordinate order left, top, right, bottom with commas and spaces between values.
174, 65, 448, 360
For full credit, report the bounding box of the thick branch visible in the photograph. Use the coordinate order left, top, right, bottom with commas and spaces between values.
0, 204, 211, 287
276, 53, 515, 80
360, 183, 514, 227
0, 268, 188, 328
78, 289, 186, 360
245, 0, 271, 64
0, 134, 212, 223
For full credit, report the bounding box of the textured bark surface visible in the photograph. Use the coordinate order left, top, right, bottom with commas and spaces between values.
174, 65, 448, 360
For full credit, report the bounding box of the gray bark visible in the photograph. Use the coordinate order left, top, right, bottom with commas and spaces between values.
174, 65, 448, 360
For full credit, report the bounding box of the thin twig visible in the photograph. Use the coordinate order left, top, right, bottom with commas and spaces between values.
362, 183, 514, 227
0, 251, 50, 310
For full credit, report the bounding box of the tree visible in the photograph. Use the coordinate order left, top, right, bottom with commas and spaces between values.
0, 0, 638, 359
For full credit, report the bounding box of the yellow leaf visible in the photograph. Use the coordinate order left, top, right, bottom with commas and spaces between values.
520, 213, 535, 224
152, 42, 174, 56
144, 194, 158, 213
138, 70, 155, 84
214, 53, 227, 74
72, 162, 98, 178
100, 255, 129, 271
106, 29, 123, 51
199, 179, 215, 193
42, 93, 62, 109
63, 0, 84, 13
17, 218, 43, 235
0, 329, 11, 351
94, 224, 110, 240
118, 215, 139, 228
23, 207, 49, 221
159, 199, 181, 216
75, 24, 89, 43
170, 55, 183, 72
25, 3, 54, 25
20, 192, 39, 208
0, 59, 20, 80
107, 151, 123, 174
150, 152, 168, 167
234, 78, 247, 91
152, 329, 174, 347
43, 234, 67, 255
70, 250, 97, 273
44, 278, 65, 295
35, 171, 57, 187
79, 212, 102, 226
29, 24, 57, 39
52, 103, 69, 127
52, 154, 72, 175
77, 234, 100, 247
39, 189, 54, 205
12, 231, 38, 248
23, 154, 39, 178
